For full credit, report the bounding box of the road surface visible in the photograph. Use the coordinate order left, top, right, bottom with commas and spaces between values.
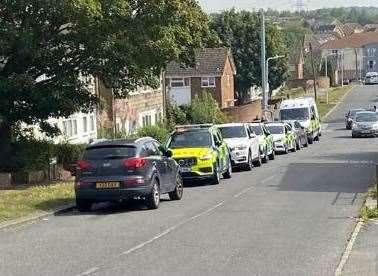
0, 85, 377, 276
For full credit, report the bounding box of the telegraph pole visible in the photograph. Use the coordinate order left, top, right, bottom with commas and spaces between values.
309, 42, 318, 102
260, 10, 267, 112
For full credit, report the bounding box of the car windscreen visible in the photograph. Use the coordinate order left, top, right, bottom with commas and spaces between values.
350, 110, 365, 117
83, 145, 136, 160
249, 125, 263, 135
168, 131, 212, 148
280, 108, 309, 121
219, 126, 247, 138
356, 113, 378, 122
266, 125, 284, 134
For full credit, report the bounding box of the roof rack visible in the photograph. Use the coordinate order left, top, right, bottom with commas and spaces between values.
175, 124, 213, 131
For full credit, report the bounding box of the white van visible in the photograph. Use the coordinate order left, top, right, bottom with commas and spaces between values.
279, 97, 321, 144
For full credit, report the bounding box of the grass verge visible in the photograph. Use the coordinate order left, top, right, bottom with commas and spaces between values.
0, 182, 74, 224
361, 186, 378, 220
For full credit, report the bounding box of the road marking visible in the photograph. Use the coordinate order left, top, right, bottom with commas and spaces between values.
76, 201, 225, 275
76, 267, 99, 276
334, 219, 364, 276
76, 175, 276, 275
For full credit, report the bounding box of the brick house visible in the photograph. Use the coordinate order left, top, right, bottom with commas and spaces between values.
96, 78, 163, 136
288, 49, 304, 80
165, 48, 236, 109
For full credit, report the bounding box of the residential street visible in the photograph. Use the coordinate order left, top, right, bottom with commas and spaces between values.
0, 85, 377, 275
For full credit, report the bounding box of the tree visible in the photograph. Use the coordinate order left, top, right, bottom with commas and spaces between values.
0, 0, 210, 171
210, 9, 289, 103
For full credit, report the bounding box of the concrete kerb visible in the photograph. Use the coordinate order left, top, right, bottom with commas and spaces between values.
0, 204, 75, 231
322, 86, 355, 121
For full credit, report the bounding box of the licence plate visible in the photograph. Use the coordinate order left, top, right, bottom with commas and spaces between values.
96, 182, 120, 189
361, 130, 371, 134
180, 167, 192, 173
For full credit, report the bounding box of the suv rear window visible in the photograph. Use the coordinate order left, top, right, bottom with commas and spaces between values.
83, 146, 136, 160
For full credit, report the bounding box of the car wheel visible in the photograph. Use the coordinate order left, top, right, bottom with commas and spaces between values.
262, 147, 269, 164
169, 174, 183, 201
145, 178, 160, 209
253, 151, 262, 167
303, 137, 309, 148
211, 162, 221, 185
291, 141, 297, 152
222, 157, 232, 179
283, 144, 289, 154
76, 199, 93, 212
314, 132, 320, 142
352, 133, 357, 138
269, 148, 275, 160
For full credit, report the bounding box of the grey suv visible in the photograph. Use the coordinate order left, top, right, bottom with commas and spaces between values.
75, 137, 183, 211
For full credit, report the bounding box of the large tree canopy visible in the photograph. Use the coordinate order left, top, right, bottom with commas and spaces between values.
210, 9, 289, 102
0, 0, 210, 167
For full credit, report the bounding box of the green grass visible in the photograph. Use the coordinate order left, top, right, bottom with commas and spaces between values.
0, 183, 74, 223
360, 187, 378, 220
317, 86, 352, 118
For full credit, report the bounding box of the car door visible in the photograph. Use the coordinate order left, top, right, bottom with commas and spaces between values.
153, 141, 177, 188
142, 141, 169, 193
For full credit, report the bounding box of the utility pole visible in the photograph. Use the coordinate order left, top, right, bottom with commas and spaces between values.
309, 42, 318, 102
260, 10, 267, 113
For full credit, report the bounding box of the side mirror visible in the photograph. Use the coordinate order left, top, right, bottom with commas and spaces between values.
311, 114, 316, 120
164, 149, 173, 158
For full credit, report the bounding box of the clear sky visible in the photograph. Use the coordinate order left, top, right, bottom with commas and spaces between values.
199, 0, 378, 12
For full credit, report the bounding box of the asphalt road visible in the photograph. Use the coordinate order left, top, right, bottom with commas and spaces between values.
0, 85, 377, 276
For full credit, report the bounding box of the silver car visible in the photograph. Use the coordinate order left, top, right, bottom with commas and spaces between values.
352, 111, 378, 138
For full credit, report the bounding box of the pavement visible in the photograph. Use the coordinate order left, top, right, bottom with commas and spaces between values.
342, 221, 378, 276
0, 85, 377, 276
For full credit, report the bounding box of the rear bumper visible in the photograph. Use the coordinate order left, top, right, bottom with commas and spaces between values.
76, 186, 152, 202
352, 130, 378, 137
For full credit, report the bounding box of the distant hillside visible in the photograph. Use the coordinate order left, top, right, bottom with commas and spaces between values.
266, 7, 378, 26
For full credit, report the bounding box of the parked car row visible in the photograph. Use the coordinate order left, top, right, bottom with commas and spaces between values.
345, 108, 378, 138
74, 96, 323, 211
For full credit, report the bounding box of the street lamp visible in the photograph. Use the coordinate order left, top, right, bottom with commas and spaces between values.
266, 55, 285, 97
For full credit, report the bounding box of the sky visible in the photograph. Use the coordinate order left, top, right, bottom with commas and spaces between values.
199, 0, 378, 12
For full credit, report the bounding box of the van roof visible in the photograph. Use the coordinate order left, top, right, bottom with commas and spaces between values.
280, 97, 314, 110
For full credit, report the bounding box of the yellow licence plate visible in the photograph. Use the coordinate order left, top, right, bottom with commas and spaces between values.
96, 182, 120, 189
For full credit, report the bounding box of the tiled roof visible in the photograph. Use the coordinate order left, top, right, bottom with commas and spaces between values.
165, 48, 236, 77
320, 32, 378, 49
304, 33, 339, 49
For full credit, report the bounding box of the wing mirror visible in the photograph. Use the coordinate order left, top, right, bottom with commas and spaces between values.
164, 149, 173, 158
249, 133, 257, 138
311, 114, 316, 120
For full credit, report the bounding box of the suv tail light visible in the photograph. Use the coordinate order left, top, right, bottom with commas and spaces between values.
123, 158, 146, 169
77, 160, 92, 171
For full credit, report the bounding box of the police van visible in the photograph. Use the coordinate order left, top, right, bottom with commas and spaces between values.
279, 97, 321, 144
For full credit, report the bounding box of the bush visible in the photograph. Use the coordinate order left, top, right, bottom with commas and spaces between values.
136, 125, 170, 144
190, 91, 228, 124
53, 143, 87, 169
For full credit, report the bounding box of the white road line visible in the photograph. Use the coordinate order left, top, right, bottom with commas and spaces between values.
121, 201, 224, 256
334, 219, 364, 276
261, 175, 275, 184
76, 267, 99, 276
75, 201, 225, 275
76, 175, 276, 275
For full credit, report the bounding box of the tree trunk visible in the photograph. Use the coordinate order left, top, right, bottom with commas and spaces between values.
0, 123, 12, 172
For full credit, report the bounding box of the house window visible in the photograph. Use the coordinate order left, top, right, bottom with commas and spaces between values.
83, 117, 88, 133
368, 48, 376, 57
90, 115, 95, 131
62, 119, 78, 138
170, 78, 190, 87
369, 60, 376, 70
142, 115, 152, 127
201, 77, 216, 88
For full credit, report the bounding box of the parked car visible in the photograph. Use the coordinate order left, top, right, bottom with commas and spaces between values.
75, 138, 183, 211
345, 109, 365, 130
364, 72, 378, 85
352, 111, 378, 138
265, 122, 296, 154
290, 121, 309, 149
248, 122, 275, 162
166, 124, 232, 184
218, 123, 261, 170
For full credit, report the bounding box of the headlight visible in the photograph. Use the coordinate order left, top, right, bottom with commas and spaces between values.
373, 124, 378, 130
275, 139, 282, 143
352, 124, 360, 130
199, 154, 213, 161
236, 145, 247, 150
